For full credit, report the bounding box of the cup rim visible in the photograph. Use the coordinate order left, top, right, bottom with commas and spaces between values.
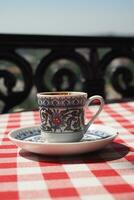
37, 91, 87, 97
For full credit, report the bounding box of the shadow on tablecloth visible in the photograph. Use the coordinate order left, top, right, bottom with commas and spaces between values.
19, 142, 130, 164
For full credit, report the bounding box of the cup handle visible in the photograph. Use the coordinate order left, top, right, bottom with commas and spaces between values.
84, 95, 104, 133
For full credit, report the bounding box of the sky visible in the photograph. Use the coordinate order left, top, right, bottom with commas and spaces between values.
0, 0, 134, 36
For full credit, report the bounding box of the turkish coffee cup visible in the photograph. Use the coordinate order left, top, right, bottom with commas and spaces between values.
37, 91, 104, 143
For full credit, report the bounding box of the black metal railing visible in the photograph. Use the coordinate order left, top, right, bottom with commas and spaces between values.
0, 34, 134, 113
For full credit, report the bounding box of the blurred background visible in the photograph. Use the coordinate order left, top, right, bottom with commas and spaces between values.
0, 0, 134, 112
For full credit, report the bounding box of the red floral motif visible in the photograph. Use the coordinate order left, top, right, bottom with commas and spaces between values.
41, 107, 84, 133
52, 115, 62, 126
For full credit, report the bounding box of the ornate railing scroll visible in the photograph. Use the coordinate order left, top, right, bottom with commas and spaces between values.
100, 48, 134, 98
0, 34, 134, 113
0, 49, 33, 113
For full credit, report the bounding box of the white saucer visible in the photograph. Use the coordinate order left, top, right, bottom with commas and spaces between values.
8, 124, 118, 155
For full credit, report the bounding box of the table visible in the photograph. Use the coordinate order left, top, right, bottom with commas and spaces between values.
0, 101, 134, 200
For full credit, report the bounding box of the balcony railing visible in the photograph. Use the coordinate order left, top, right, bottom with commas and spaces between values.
0, 34, 134, 113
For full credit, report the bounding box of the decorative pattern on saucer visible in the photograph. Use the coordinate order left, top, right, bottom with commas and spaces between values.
40, 107, 84, 133
13, 126, 111, 143
15, 127, 39, 140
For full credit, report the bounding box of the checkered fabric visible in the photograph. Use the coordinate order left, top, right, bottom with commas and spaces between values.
0, 102, 134, 200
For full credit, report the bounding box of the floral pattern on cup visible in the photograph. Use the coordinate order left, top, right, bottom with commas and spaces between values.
40, 107, 84, 133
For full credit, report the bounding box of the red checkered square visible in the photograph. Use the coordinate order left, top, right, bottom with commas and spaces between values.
105, 184, 134, 193
43, 172, 69, 180
0, 192, 19, 200
49, 188, 79, 198
92, 169, 119, 177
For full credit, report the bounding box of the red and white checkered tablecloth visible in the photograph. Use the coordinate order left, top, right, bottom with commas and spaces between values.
0, 102, 134, 200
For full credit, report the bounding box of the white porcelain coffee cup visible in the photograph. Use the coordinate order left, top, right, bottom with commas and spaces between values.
37, 91, 104, 143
